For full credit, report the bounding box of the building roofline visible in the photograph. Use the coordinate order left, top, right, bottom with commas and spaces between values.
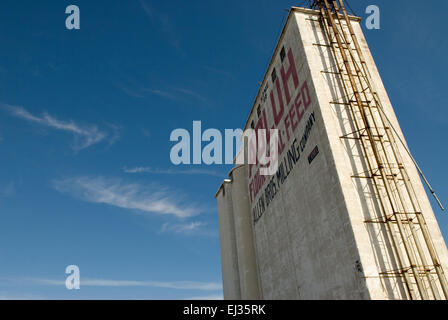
215, 179, 232, 198
216, 7, 361, 198
242, 6, 361, 131
214, 165, 246, 198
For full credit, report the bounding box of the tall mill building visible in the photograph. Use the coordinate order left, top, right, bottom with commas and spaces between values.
215, 1, 448, 300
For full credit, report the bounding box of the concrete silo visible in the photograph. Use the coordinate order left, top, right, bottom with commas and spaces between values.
216, 1, 448, 300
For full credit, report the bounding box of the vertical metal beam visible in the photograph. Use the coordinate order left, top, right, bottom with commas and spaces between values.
312, 0, 448, 299
314, 2, 416, 300
335, 0, 448, 299
331, 1, 442, 299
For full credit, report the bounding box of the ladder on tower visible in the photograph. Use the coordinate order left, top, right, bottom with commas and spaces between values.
311, 0, 448, 300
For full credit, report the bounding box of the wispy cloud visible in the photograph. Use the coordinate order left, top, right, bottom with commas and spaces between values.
123, 166, 224, 178
2, 103, 112, 151
203, 66, 234, 79
116, 84, 207, 106
115, 81, 145, 98
139, 0, 181, 51
105, 123, 122, 146
52, 176, 201, 218
173, 88, 207, 103
161, 222, 207, 235
144, 88, 179, 101
144, 87, 207, 104
28, 278, 222, 291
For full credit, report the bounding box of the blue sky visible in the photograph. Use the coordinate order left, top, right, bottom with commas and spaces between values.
0, 0, 447, 299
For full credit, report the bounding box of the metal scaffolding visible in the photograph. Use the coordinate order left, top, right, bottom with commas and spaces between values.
310, 0, 448, 299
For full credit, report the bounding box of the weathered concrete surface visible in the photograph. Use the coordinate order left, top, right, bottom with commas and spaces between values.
216, 180, 241, 300
216, 7, 448, 300
230, 166, 261, 300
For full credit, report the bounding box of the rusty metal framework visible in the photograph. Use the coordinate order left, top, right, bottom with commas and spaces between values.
310, 0, 448, 299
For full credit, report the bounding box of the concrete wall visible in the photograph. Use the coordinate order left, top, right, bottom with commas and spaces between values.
230, 166, 261, 300
216, 167, 261, 300
301, 8, 448, 299
216, 180, 241, 300
216, 7, 448, 300
242, 9, 369, 300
